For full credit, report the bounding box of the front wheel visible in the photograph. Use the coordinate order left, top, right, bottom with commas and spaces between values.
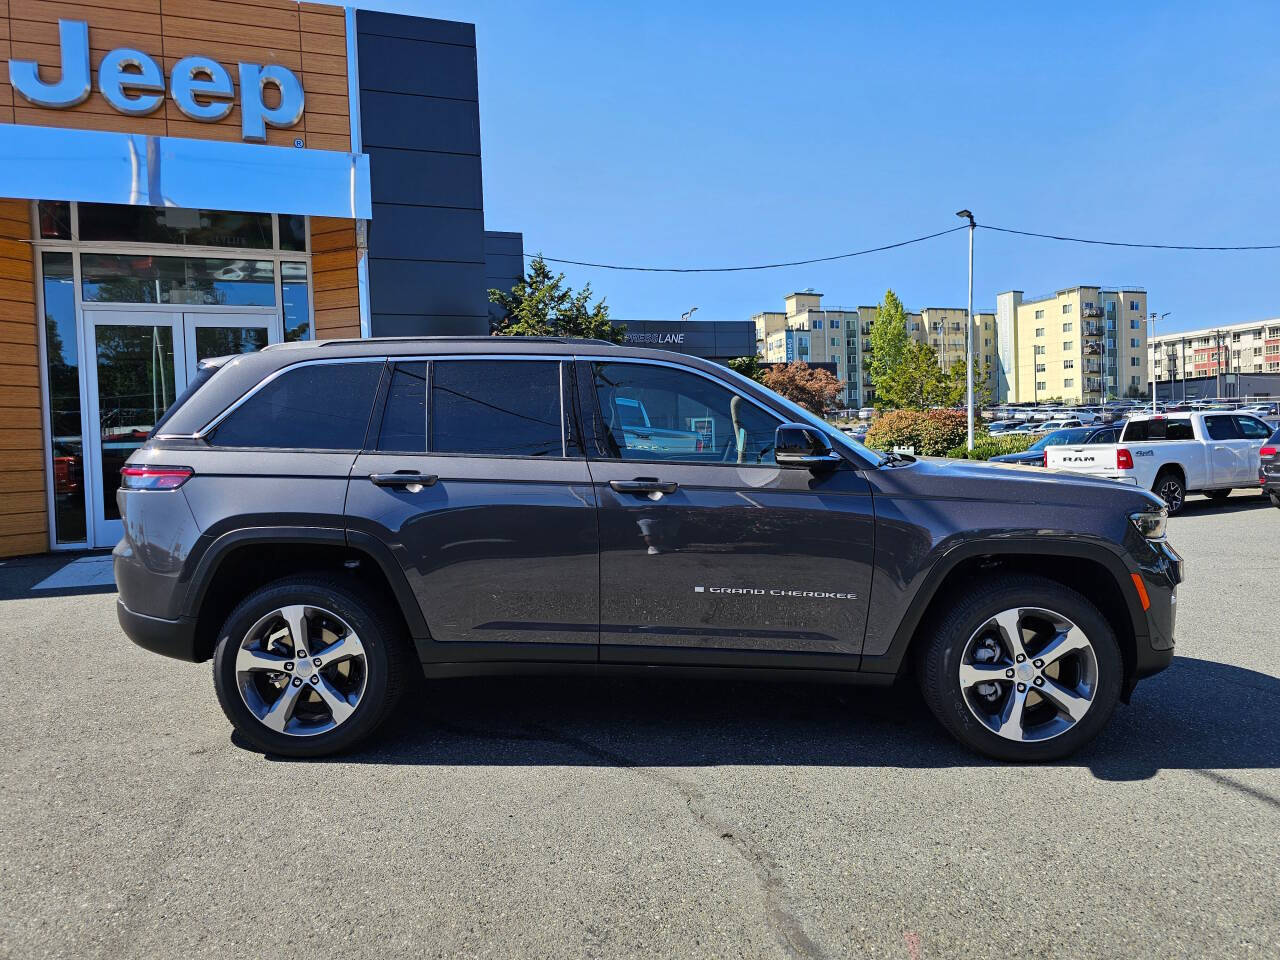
917, 576, 1123, 762
212, 575, 410, 758
1153, 470, 1187, 514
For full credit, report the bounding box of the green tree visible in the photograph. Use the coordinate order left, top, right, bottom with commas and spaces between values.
945, 354, 992, 410
727, 355, 767, 384
488, 255, 624, 343
889, 341, 950, 409
868, 289, 911, 401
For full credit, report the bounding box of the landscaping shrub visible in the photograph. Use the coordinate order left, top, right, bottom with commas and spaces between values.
946, 433, 1038, 460
865, 409, 974, 457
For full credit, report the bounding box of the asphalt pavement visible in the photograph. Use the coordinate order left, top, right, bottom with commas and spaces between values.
1, 490, 1277, 959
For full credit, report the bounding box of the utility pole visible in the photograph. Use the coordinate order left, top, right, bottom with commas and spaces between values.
956, 209, 975, 450
1214, 329, 1224, 399
1148, 311, 1170, 411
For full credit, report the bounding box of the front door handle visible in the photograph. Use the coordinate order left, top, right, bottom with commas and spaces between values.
370, 471, 439, 488
610, 478, 678, 495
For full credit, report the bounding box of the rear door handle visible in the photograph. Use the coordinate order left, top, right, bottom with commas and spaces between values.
610, 479, 678, 495
370, 471, 438, 487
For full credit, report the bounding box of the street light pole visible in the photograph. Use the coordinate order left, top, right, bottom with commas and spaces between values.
956, 209, 975, 450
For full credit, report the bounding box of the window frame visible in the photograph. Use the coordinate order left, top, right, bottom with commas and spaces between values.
576, 357, 790, 469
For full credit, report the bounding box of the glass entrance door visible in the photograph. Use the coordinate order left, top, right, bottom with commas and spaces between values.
82, 310, 279, 547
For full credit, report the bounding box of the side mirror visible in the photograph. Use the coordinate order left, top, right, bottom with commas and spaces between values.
775, 423, 841, 470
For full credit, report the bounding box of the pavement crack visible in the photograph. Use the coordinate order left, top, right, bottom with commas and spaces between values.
428, 716, 827, 960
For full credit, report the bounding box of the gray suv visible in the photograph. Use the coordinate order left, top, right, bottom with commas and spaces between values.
115, 337, 1182, 761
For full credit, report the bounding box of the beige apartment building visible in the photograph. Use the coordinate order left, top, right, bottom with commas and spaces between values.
752, 292, 994, 408
1150, 319, 1280, 384
753, 291, 865, 406
995, 286, 1148, 403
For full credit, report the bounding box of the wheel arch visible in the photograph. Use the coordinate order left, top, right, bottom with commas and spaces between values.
181, 527, 429, 662
870, 538, 1148, 699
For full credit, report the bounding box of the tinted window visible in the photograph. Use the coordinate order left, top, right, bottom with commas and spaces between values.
591, 361, 781, 464
212, 362, 382, 449
1204, 415, 1241, 441
431, 360, 563, 457
1235, 416, 1272, 440
377, 362, 427, 452
1091, 429, 1118, 444
1122, 418, 1194, 442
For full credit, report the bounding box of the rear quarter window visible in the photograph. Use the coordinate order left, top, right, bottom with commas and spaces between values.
210, 361, 383, 449
1121, 418, 1193, 442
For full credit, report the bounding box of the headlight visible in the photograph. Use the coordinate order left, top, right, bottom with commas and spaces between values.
1129, 507, 1168, 540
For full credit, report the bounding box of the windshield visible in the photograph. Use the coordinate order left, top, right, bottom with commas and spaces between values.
1030, 427, 1095, 450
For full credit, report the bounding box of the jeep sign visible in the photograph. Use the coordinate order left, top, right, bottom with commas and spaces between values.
8, 19, 305, 143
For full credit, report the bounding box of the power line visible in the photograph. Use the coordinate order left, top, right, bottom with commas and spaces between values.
528, 225, 967, 272
521, 221, 1280, 274
979, 224, 1280, 251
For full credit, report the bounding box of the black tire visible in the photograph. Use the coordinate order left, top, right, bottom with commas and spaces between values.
1271, 491, 1280, 508
1205, 489, 1231, 502
1153, 469, 1187, 514
916, 575, 1124, 762
212, 574, 411, 758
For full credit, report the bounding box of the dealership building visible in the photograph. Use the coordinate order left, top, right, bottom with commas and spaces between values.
0, 0, 521, 555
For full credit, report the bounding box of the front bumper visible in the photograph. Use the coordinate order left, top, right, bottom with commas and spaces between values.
1130, 539, 1182, 686
117, 599, 201, 662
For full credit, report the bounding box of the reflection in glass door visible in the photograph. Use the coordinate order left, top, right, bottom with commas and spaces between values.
81, 310, 283, 547
183, 312, 277, 373
83, 311, 184, 546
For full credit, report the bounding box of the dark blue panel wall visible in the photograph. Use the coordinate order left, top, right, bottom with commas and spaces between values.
356, 10, 489, 337
484, 230, 524, 329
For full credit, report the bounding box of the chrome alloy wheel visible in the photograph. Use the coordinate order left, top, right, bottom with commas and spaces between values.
235, 605, 367, 737
957, 607, 1100, 743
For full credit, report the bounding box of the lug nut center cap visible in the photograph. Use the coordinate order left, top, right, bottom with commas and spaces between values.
1016, 663, 1035, 682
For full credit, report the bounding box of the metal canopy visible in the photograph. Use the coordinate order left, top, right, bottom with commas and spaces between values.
0, 124, 372, 219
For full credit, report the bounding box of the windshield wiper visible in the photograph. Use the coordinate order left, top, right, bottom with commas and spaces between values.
880, 451, 916, 466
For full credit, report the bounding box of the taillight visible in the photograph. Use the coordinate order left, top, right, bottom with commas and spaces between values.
1262, 446, 1278, 458
1117, 449, 1134, 470
1042, 451, 1048, 467
120, 465, 193, 490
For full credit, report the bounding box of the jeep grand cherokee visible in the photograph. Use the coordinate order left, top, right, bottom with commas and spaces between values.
114, 337, 1181, 761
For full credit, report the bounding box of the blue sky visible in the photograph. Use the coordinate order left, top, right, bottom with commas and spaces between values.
354, 0, 1280, 334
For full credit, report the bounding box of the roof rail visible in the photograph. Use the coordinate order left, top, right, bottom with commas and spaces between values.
317, 335, 617, 346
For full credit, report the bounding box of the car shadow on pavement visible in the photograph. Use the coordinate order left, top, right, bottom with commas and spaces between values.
1178, 493, 1275, 516
253, 656, 1279, 785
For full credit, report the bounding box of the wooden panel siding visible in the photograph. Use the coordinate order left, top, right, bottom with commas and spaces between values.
309, 215, 360, 339
0, 198, 47, 558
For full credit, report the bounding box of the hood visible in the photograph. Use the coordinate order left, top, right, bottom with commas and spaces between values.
883, 456, 1164, 511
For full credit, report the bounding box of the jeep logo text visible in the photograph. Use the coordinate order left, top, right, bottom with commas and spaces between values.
8, 19, 305, 143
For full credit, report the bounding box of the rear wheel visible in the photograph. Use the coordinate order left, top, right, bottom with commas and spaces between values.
1205, 489, 1231, 502
917, 576, 1123, 762
1153, 469, 1187, 514
212, 575, 410, 758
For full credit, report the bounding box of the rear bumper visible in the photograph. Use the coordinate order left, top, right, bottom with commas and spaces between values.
117, 599, 201, 662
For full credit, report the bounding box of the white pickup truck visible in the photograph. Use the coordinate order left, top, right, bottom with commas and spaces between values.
1044, 411, 1273, 513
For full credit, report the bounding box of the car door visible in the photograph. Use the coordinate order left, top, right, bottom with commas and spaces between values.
346, 356, 599, 657
576, 357, 875, 665
1235, 416, 1274, 483
1202, 414, 1247, 486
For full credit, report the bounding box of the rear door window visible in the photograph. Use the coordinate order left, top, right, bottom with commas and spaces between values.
430, 359, 566, 457
210, 361, 383, 449
376, 362, 427, 452
1121, 418, 1193, 442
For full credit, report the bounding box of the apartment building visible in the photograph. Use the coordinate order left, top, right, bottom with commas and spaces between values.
995, 286, 1148, 403
1150, 319, 1280, 385
753, 291, 864, 406
751, 292, 995, 408
918, 307, 999, 394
